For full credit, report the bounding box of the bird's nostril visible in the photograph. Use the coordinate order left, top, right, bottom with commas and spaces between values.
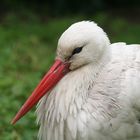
67, 55, 72, 61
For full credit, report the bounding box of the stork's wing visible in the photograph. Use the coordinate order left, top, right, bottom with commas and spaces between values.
88, 43, 140, 139
113, 43, 140, 138
110, 43, 140, 115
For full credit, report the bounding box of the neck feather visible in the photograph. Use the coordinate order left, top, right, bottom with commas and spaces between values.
36, 47, 110, 140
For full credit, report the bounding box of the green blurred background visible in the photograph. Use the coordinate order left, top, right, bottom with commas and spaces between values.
0, 0, 140, 139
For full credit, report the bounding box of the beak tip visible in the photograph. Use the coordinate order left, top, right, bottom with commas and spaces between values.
11, 120, 15, 125
11, 114, 19, 125
11, 118, 17, 125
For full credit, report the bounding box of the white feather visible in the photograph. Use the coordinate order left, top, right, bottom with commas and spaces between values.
36, 21, 140, 140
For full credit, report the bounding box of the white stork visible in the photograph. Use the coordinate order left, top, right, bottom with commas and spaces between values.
12, 21, 140, 140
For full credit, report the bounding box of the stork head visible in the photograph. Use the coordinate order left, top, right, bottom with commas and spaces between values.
57, 21, 110, 70
11, 21, 110, 124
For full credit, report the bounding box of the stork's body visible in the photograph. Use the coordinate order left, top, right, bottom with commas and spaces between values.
37, 43, 140, 140
12, 21, 140, 140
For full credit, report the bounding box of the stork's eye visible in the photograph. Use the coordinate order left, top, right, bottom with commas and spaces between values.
72, 47, 83, 55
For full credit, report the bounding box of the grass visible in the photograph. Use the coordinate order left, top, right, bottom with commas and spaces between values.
0, 13, 140, 140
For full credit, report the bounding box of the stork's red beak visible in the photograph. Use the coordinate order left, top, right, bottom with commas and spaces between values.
11, 59, 69, 124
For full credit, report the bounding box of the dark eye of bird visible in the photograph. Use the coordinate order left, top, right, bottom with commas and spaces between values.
72, 47, 83, 55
